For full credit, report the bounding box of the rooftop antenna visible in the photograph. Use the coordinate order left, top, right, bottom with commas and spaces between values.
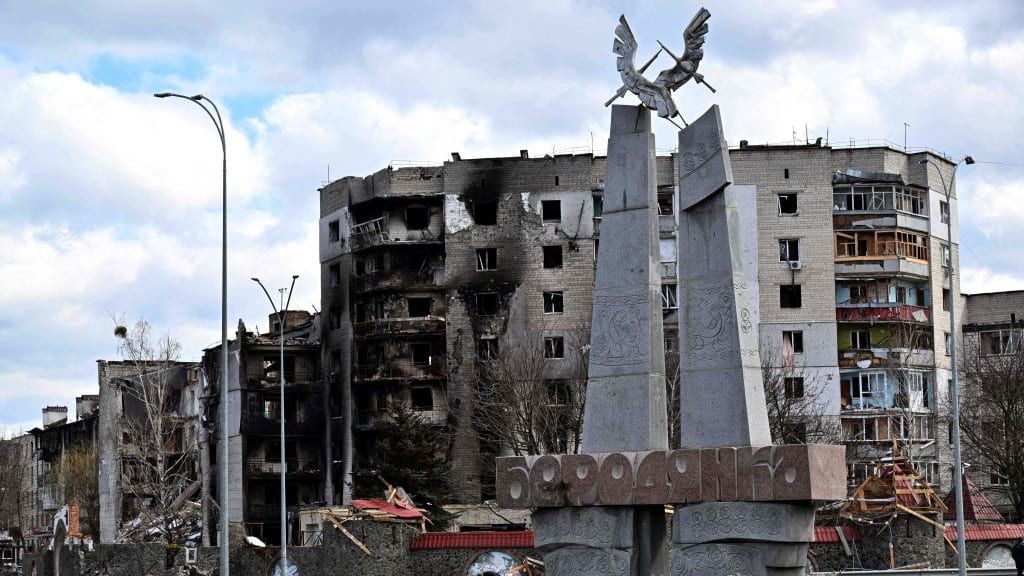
903, 123, 910, 151
805, 124, 809, 145
825, 127, 829, 146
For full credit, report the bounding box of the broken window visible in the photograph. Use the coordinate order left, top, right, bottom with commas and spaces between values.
328, 220, 340, 243
407, 297, 431, 318
942, 288, 950, 312
329, 307, 341, 330
405, 206, 429, 230
476, 248, 497, 271
477, 337, 499, 360
981, 329, 1023, 356
661, 284, 678, 310
939, 200, 950, 224
784, 377, 805, 399
328, 263, 341, 288
410, 387, 433, 411
543, 291, 564, 314
850, 330, 871, 350
411, 343, 431, 365
664, 333, 678, 353
543, 245, 563, 269
779, 285, 802, 308
782, 330, 804, 354
544, 336, 565, 359
941, 243, 951, 267
777, 193, 798, 215
473, 202, 497, 225
476, 292, 499, 316
542, 200, 561, 223
592, 195, 603, 219
778, 239, 799, 262
263, 400, 280, 422
657, 189, 674, 215
329, 349, 341, 373
991, 466, 1010, 486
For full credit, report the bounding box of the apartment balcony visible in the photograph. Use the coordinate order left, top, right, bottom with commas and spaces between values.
834, 257, 930, 279
838, 347, 935, 369
247, 457, 322, 477
246, 377, 319, 392
835, 304, 931, 324
349, 216, 442, 251
353, 361, 446, 383
354, 408, 447, 431
245, 406, 325, 437
353, 268, 445, 294
352, 317, 445, 339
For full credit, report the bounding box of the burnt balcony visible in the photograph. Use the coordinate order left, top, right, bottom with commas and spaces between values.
246, 504, 281, 522
245, 405, 325, 437
353, 360, 446, 383
350, 215, 443, 251
837, 347, 935, 369
354, 408, 447, 431
246, 377, 319, 392
352, 316, 445, 339
247, 457, 322, 477
353, 268, 444, 294
836, 304, 931, 324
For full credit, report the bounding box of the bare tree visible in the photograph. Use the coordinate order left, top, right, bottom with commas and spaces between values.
761, 351, 843, 445
954, 332, 1024, 520
113, 318, 199, 545
49, 445, 99, 538
881, 319, 935, 465
471, 329, 588, 458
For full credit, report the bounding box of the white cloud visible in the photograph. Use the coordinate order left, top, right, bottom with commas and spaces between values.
961, 266, 1024, 294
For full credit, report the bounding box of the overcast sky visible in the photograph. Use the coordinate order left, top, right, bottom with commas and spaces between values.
1, 0, 1023, 432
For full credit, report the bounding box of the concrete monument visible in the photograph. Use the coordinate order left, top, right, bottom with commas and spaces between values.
496, 8, 846, 576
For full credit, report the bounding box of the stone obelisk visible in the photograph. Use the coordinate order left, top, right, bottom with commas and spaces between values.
673, 105, 815, 575
531, 103, 669, 576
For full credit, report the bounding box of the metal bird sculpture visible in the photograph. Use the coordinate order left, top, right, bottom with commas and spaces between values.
608, 8, 714, 124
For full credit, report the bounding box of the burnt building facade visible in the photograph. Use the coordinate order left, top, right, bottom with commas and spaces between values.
200, 311, 325, 546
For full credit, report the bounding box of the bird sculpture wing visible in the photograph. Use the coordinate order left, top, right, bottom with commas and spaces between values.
655, 7, 710, 91
613, 15, 675, 118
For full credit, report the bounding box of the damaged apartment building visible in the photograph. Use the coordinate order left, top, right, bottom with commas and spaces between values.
320, 141, 963, 505
200, 310, 325, 546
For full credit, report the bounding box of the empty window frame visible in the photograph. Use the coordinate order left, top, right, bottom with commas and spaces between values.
592, 195, 603, 219
473, 202, 498, 225
407, 297, 431, 318
329, 307, 342, 330
942, 288, 950, 312
939, 200, 950, 224
328, 220, 340, 243
784, 377, 805, 399
661, 283, 678, 310
778, 239, 800, 262
657, 189, 674, 215
782, 330, 804, 354
850, 330, 871, 349
780, 285, 802, 308
328, 263, 341, 288
777, 193, 798, 215
405, 206, 429, 230
477, 337, 499, 360
941, 243, 951, 267
980, 329, 1023, 356
543, 291, 564, 314
544, 336, 565, 359
411, 343, 432, 365
409, 387, 433, 411
541, 200, 561, 223
476, 292, 499, 316
476, 248, 498, 271
543, 245, 563, 269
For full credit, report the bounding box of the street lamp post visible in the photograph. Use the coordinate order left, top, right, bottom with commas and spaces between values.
153, 92, 230, 576
921, 154, 974, 576
252, 275, 298, 573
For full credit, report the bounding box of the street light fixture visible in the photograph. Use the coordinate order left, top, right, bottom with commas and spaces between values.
153, 92, 230, 576
920, 154, 973, 576
252, 275, 299, 574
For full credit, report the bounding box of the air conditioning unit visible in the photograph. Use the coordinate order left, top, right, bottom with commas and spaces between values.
788, 260, 802, 270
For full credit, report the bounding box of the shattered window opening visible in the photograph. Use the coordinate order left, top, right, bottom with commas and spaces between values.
784, 377, 805, 399
592, 195, 603, 219
782, 330, 804, 354
542, 200, 561, 223
476, 248, 497, 271
657, 189, 674, 216
777, 193, 798, 215
410, 387, 433, 411
544, 336, 565, 359
328, 263, 341, 288
476, 292, 499, 316
543, 291, 564, 314
405, 206, 429, 230
543, 245, 563, 269
661, 284, 677, 310
780, 285, 802, 308
411, 342, 432, 365
850, 330, 870, 350
473, 202, 498, 225
477, 337, 498, 360
407, 297, 431, 318
328, 220, 340, 243
329, 307, 341, 330
778, 239, 800, 262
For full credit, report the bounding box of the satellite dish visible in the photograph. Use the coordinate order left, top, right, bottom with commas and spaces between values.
466, 551, 516, 576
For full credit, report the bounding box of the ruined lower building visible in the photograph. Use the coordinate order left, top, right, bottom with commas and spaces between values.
200, 311, 326, 546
